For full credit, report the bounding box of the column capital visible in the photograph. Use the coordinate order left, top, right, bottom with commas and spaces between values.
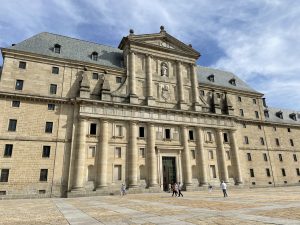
145, 53, 152, 58
128, 50, 135, 55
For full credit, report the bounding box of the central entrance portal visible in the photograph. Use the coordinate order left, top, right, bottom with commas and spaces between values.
162, 157, 177, 191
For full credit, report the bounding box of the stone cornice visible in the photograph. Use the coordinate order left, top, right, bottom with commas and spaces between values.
0, 136, 70, 143
237, 117, 300, 128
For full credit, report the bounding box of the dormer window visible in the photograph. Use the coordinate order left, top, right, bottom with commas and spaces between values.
264, 110, 269, 118
276, 111, 283, 119
54, 44, 61, 54
290, 113, 297, 121
91, 52, 98, 61
208, 74, 214, 82
229, 78, 236, 86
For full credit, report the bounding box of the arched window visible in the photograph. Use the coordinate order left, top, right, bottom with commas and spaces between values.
91, 52, 98, 61
207, 74, 214, 82
229, 78, 236, 86
54, 44, 61, 54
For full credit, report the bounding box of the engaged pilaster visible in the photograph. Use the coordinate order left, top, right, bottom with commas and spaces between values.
229, 130, 243, 184
96, 120, 109, 189
176, 61, 186, 109
147, 123, 158, 187
146, 54, 155, 106
190, 63, 201, 111
216, 129, 229, 183
181, 125, 192, 187
129, 51, 138, 104
73, 117, 87, 190
196, 127, 208, 185
128, 121, 138, 187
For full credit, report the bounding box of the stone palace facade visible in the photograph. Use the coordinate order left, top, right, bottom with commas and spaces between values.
0, 27, 300, 198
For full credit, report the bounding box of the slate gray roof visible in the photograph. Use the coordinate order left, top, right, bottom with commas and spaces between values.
264, 107, 300, 125
197, 66, 260, 94
8, 32, 124, 69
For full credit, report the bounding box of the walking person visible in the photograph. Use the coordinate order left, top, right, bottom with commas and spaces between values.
172, 183, 178, 197
220, 181, 228, 197
208, 183, 213, 193
178, 182, 183, 197
120, 183, 126, 196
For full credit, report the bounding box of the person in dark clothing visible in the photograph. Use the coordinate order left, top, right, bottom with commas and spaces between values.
172, 183, 178, 197
177, 182, 183, 197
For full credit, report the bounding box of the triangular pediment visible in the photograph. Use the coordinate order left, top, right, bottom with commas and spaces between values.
118, 30, 200, 59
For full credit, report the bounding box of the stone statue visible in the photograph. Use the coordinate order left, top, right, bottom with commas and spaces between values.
161, 84, 170, 100
161, 63, 168, 77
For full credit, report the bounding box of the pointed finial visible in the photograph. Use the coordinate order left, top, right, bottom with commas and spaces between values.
129, 29, 134, 35
160, 25, 165, 32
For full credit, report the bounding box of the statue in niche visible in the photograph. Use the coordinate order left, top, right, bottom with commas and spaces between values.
161, 62, 168, 77
161, 84, 170, 100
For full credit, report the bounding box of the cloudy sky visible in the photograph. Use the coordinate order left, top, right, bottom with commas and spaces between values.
0, 0, 299, 110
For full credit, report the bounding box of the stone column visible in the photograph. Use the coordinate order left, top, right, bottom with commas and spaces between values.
128, 121, 138, 187
97, 120, 109, 188
216, 129, 229, 183
229, 130, 243, 184
147, 123, 158, 186
181, 125, 192, 187
73, 117, 87, 190
190, 64, 201, 111
196, 127, 208, 185
176, 61, 185, 109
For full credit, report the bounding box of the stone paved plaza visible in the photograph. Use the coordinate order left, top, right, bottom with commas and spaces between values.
1, 186, 300, 225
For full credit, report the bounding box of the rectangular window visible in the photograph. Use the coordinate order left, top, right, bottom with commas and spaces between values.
297, 168, 300, 176
115, 125, 122, 137
200, 90, 205, 96
223, 133, 228, 143
281, 168, 286, 177
116, 77, 122, 83
139, 127, 145, 138
92, 73, 99, 80
244, 136, 249, 144
114, 165, 122, 181
88, 146, 96, 158
19, 61, 26, 69
294, 154, 298, 162
273, 126, 277, 131
263, 153, 268, 161
279, 154, 283, 162
290, 139, 294, 146
209, 150, 214, 160
255, 111, 259, 118
240, 109, 244, 117
226, 151, 230, 160
258, 125, 262, 130
42, 146, 51, 158
247, 153, 252, 161
50, 84, 57, 94
40, 169, 48, 181
242, 123, 246, 128
12, 100, 20, 107
45, 122, 53, 133
260, 137, 265, 145
4, 144, 13, 157
139, 148, 145, 158
8, 119, 17, 132
264, 111, 269, 118
0, 191, 6, 195
52, 67, 59, 74
90, 123, 97, 135
207, 132, 213, 142
48, 104, 55, 111
253, 99, 257, 104
238, 96, 242, 102
266, 168, 271, 177
165, 128, 171, 139
15, 80, 24, 90
287, 128, 291, 132
191, 150, 196, 159
115, 147, 121, 158
250, 169, 255, 177
275, 138, 280, 146
189, 130, 194, 140
0, 169, 9, 182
